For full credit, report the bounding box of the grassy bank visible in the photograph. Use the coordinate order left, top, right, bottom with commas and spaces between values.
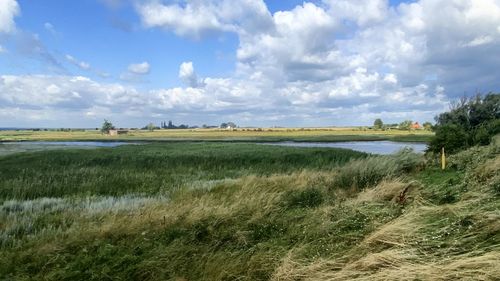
0, 143, 365, 200
1, 142, 498, 280
0, 128, 433, 142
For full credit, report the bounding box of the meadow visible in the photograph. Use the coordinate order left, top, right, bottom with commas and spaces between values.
0, 127, 433, 142
0, 141, 498, 280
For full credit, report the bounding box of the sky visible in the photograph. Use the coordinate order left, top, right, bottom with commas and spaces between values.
0, 0, 499, 128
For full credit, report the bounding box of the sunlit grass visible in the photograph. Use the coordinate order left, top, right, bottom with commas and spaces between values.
0, 141, 498, 280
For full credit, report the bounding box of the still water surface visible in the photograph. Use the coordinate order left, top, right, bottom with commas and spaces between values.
3, 141, 131, 147
0, 141, 134, 156
262, 141, 427, 155
0, 141, 427, 156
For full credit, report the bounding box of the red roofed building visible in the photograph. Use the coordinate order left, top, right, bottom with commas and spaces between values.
411, 122, 421, 129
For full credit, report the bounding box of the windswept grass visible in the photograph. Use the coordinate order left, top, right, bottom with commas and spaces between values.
0, 142, 366, 200
0, 141, 498, 280
332, 148, 425, 191
271, 143, 500, 281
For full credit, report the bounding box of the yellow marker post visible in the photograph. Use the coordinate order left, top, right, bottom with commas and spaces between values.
441, 147, 446, 170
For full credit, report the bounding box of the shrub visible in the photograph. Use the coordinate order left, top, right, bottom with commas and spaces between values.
428, 124, 469, 154
428, 93, 499, 154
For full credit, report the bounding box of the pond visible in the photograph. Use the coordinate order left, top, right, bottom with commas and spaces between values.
262, 141, 427, 155
0, 140, 428, 157
0, 141, 136, 156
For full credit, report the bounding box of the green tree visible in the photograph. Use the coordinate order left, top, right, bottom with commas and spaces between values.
146, 123, 155, 131
428, 124, 468, 154
399, 120, 413, 130
423, 122, 433, 131
373, 118, 383, 130
428, 93, 499, 153
101, 119, 114, 134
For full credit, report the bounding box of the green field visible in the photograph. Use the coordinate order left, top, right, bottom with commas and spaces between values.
0, 128, 434, 142
1, 141, 498, 280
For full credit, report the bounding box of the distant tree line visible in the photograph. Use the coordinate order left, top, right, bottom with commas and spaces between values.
371, 119, 432, 131
159, 121, 191, 129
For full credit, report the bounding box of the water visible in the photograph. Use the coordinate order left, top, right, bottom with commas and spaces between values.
0, 141, 136, 156
0, 141, 427, 156
1, 141, 133, 147
262, 141, 427, 155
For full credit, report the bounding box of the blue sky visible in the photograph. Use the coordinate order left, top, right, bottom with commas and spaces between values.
1, 0, 499, 127
2, 0, 239, 90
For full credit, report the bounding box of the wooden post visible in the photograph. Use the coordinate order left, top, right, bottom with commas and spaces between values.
441, 147, 446, 170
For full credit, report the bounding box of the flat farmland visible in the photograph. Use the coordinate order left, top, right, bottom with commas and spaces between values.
0, 128, 433, 142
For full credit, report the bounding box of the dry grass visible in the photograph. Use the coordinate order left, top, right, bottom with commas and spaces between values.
474, 156, 500, 181
274, 250, 500, 281
0, 127, 433, 142
272, 201, 500, 281
355, 179, 418, 203
271, 199, 500, 281
271, 151, 500, 281
108, 171, 334, 231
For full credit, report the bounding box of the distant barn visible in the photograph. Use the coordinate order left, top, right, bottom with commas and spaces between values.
411, 122, 421, 129
108, 129, 128, 136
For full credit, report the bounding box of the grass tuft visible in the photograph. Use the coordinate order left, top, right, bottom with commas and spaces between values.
283, 188, 324, 209
332, 148, 424, 191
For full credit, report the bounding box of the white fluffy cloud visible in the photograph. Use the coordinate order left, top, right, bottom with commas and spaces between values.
324, 0, 388, 26
136, 0, 272, 38
0, 75, 142, 108
132, 0, 500, 126
127, 61, 150, 75
0, 0, 19, 33
119, 62, 151, 82
178, 61, 203, 88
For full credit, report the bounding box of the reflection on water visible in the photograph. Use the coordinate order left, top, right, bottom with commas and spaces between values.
3, 141, 133, 147
0, 141, 135, 156
0, 141, 428, 156
262, 141, 427, 155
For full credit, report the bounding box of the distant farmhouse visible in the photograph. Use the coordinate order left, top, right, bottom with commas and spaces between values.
108, 129, 128, 136
220, 122, 237, 130
411, 122, 422, 129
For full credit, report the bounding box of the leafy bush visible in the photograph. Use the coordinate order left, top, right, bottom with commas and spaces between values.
428, 93, 499, 153
333, 148, 423, 190
428, 124, 469, 154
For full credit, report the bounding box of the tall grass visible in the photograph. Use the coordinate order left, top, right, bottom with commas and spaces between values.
0, 142, 498, 280
0, 142, 366, 200
333, 148, 424, 190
